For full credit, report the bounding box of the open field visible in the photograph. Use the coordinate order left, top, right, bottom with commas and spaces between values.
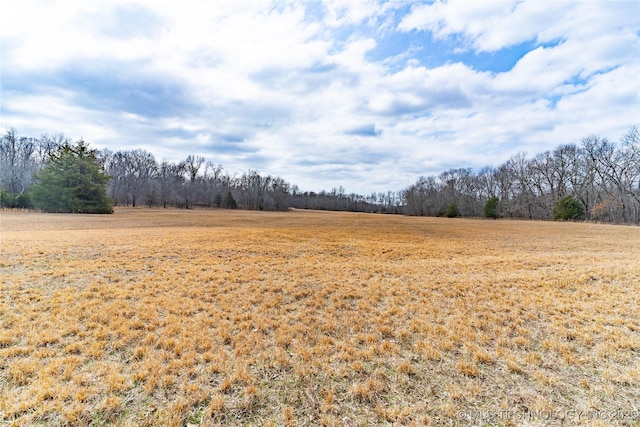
1, 208, 639, 426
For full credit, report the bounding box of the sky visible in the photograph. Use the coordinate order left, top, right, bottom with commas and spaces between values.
1, 0, 639, 194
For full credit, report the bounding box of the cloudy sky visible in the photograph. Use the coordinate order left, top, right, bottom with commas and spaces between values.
2, 1, 639, 194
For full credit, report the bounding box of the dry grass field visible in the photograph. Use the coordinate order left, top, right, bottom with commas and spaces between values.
1, 208, 639, 426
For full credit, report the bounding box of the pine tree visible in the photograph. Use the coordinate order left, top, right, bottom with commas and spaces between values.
552, 196, 585, 221
223, 191, 237, 209
445, 203, 459, 218
484, 197, 500, 219
30, 140, 113, 213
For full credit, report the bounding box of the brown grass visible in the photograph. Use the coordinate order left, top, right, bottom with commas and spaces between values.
1, 208, 639, 426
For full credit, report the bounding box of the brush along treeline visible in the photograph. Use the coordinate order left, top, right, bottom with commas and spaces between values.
1, 209, 639, 426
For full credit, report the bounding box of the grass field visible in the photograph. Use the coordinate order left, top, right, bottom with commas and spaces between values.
1, 208, 639, 426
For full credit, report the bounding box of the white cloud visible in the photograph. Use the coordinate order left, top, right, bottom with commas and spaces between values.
321, 0, 384, 27
398, 1, 638, 54
2, 90, 120, 143
398, 1, 521, 51
1, 0, 638, 194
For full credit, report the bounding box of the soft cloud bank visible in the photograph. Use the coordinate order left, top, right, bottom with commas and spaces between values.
1, 0, 638, 193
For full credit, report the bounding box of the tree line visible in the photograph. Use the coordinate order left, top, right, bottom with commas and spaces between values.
1, 126, 638, 223
0, 129, 398, 214
403, 127, 639, 224
100, 149, 400, 213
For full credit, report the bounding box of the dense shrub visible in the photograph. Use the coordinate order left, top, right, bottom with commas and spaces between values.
553, 196, 585, 221
445, 203, 460, 218
223, 191, 237, 209
0, 189, 32, 209
484, 197, 500, 219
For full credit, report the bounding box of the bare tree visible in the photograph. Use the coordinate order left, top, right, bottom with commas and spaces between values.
154, 160, 184, 208
0, 129, 41, 205
105, 150, 157, 207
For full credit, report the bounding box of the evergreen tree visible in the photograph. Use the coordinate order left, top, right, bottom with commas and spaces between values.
30, 140, 114, 213
445, 203, 459, 218
223, 191, 237, 209
552, 196, 585, 221
484, 197, 500, 219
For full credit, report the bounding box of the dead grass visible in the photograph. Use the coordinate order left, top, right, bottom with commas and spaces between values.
1, 208, 639, 426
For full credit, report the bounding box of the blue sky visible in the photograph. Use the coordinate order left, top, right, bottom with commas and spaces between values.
1, 0, 638, 194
